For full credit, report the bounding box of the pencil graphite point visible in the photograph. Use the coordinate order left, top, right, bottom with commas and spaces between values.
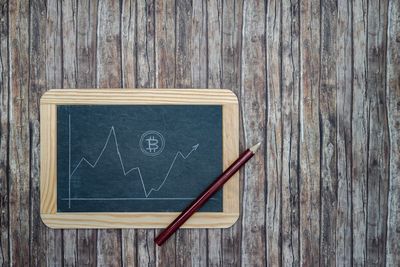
249, 142, 261, 153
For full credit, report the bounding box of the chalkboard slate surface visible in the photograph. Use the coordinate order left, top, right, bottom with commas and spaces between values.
57, 105, 223, 212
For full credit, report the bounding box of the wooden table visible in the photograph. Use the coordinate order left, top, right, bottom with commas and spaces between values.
1, 0, 399, 266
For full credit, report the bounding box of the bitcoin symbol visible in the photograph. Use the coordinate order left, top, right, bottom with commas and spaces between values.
145, 136, 159, 152
140, 130, 165, 156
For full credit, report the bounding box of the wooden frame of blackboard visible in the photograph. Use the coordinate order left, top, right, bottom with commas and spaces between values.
40, 89, 239, 228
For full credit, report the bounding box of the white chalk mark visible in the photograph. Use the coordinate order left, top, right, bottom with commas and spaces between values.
62, 197, 218, 201
146, 143, 199, 196
68, 124, 199, 200
68, 114, 71, 208
139, 130, 166, 156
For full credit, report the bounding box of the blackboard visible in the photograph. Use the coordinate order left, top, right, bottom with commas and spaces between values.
40, 89, 239, 228
57, 105, 223, 212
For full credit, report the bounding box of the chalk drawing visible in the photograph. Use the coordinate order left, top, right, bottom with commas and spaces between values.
67, 115, 201, 207
139, 130, 165, 156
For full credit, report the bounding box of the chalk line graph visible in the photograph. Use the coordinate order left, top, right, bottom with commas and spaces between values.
66, 114, 214, 208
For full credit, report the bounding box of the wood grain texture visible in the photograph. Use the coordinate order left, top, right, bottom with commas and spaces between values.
154, 1, 176, 265
220, 1, 243, 266
40, 104, 56, 214
0, 1, 9, 265
121, 2, 137, 266
61, 1, 78, 265
281, 1, 300, 266
175, 2, 208, 266
75, 2, 99, 265
2, 0, 400, 266
240, 0, 266, 266
45, 1, 64, 265
9, 0, 31, 265
352, 0, 369, 265
76, 0, 98, 89
265, 0, 282, 265
336, 0, 353, 266
320, 1, 337, 265
155, 0, 175, 89
366, 1, 389, 266
281, 0, 300, 265
386, 1, 400, 265
40, 89, 239, 104
207, 1, 223, 265
136, 2, 157, 265
96, 1, 122, 265
299, 0, 321, 266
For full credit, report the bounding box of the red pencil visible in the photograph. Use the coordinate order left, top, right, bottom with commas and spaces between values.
155, 142, 261, 246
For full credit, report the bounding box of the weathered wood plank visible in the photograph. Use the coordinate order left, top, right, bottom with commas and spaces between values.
62, 0, 77, 88
61, 1, 78, 265
336, 0, 353, 265
121, 1, 137, 266
45, 0, 65, 265
0, 0, 9, 265
154, 0, 176, 265
281, 0, 300, 265
265, 0, 282, 265
386, 1, 400, 265
136, 0, 155, 88
77, 231, 97, 267
8, 0, 31, 265
240, 0, 266, 266
29, 0, 49, 265
188, 1, 207, 266
136, 0, 156, 266
190, 0, 207, 90
76, 0, 98, 88
136, 231, 155, 267
155, 0, 175, 88
175, 1, 193, 88
175, 0, 192, 88
365, 1, 389, 266
96, 0, 122, 266
352, 0, 368, 265
207, 0, 222, 88
299, 0, 321, 265
121, 0, 136, 89
175, 1, 208, 266
221, 1, 243, 266
320, 0, 338, 266
122, 230, 136, 267
207, 0, 223, 265
76, 1, 98, 265
97, 0, 122, 89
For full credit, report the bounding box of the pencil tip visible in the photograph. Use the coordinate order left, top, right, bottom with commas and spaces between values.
249, 142, 261, 153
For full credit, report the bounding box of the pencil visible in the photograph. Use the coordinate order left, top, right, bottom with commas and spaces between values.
154, 142, 261, 246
